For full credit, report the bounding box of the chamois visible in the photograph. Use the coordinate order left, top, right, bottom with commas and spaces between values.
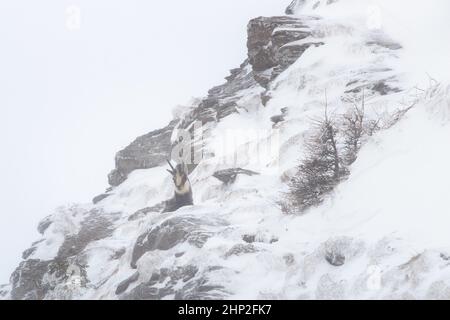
162, 160, 193, 213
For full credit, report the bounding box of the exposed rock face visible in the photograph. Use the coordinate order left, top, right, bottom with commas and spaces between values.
108, 61, 260, 186
37, 216, 53, 235
130, 215, 223, 268
325, 251, 346, 267
178, 60, 258, 133
247, 16, 321, 88
115, 272, 139, 295
109, 211, 231, 299
57, 209, 115, 259
285, 0, 305, 14
167, 59, 263, 172
10, 259, 51, 300
9, 207, 118, 300
120, 265, 225, 300
271, 107, 289, 126
108, 119, 179, 186
285, 0, 340, 15
22, 246, 38, 260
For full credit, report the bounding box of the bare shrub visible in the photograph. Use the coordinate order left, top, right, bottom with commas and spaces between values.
283, 80, 443, 215
282, 91, 382, 215
342, 90, 381, 165
284, 102, 348, 214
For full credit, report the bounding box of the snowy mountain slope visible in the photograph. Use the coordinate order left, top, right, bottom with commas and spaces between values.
3, 0, 450, 300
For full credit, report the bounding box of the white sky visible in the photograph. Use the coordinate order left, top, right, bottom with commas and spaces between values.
0, 0, 291, 283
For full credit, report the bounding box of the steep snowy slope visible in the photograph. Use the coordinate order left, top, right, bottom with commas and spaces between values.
2, 0, 450, 300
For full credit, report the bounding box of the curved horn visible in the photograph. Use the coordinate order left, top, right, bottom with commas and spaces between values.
167, 160, 175, 174
167, 160, 175, 171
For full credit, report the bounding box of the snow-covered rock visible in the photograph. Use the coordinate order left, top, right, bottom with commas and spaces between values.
108, 120, 179, 186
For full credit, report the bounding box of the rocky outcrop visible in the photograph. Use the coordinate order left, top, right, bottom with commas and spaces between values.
108, 60, 260, 186
285, 0, 340, 15
9, 259, 51, 300
271, 107, 289, 126
127, 203, 166, 221
247, 16, 321, 88
57, 209, 115, 259
9, 207, 118, 300
92, 192, 112, 204
0, 285, 9, 298
130, 215, 224, 268
285, 0, 305, 15
167, 58, 263, 171
213, 168, 260, 184
21, 240, 44, 259
115, 272, 139, 295
120, 265, 225, 300
178, 60, 258, 133
113, 211, 231, 299
108, 119, 179, 186
37, 216, 53, 235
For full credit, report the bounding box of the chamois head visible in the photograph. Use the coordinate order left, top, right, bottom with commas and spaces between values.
166, 160, 190, 194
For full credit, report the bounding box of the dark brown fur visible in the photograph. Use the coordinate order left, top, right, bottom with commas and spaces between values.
163, 161, 193, 213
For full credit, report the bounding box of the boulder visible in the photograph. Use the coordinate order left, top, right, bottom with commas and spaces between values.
325, 251, 346, 267
177, 60, 258, 135
130, 215, 218, 268
213, 168, 260, 184
323, 237, 364, 267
